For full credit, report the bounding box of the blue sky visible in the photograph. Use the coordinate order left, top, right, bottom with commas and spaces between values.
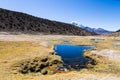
0, 0, 120, 31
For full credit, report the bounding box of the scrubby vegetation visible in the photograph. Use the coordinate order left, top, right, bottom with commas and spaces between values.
0, 8, 94, 35
12, 55, 63, 75
116, 29, 120, 32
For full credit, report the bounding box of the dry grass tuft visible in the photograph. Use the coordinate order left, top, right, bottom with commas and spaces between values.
84, 50, 120, 76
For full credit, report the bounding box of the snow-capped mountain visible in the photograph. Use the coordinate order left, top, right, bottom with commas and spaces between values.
71, 22, 112, 34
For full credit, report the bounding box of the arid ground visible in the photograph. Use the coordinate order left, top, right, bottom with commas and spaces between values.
0, 32, 120, 80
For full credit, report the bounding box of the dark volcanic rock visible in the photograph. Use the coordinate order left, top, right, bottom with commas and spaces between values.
0, 8, 95, 36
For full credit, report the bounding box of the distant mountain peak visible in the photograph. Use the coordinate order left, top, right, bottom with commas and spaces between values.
71, 21, 112, 34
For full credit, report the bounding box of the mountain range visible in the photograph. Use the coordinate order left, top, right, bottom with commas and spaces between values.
72, 22, 112, 34
0, 8, 95, 36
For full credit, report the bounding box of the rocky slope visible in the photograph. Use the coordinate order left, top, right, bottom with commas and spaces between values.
116, 29, 120, 32
106, 29, 120, 36
0, 8, 95, 36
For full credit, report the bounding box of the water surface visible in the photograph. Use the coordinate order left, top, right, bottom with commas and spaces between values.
54, 44, 95, 70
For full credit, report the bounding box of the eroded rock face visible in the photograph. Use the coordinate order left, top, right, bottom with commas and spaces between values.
11, 52, 63, 75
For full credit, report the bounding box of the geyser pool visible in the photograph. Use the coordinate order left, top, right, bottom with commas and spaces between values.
54, 44, 95, 70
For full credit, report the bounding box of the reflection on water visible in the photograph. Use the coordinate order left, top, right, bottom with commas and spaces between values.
54, 44, 95, 70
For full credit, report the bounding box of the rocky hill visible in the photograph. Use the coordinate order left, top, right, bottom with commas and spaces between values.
0, 8, 95, 36
116, 29, 120, 32
106, 29, 120, 36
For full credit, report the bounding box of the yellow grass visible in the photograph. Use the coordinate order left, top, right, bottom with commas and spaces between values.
0, 34, 120, 80
84, 50, 120, 76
